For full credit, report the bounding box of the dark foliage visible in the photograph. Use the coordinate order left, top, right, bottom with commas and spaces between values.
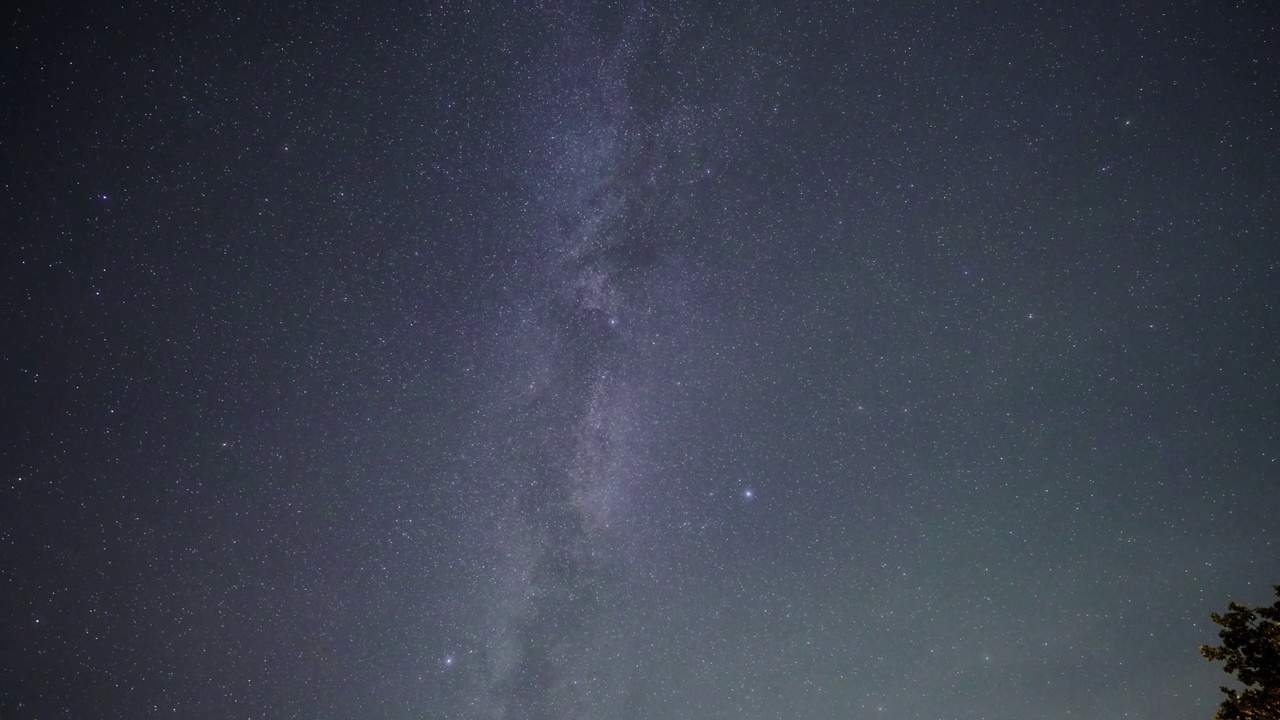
1201, 585, 1280, 719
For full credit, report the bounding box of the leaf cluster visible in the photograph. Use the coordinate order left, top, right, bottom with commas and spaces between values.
1200, 585, 1280, 720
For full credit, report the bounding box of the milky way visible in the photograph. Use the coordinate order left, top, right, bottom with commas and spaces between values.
461, 7, 704, 718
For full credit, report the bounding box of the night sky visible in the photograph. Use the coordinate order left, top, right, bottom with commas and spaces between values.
4, 2, 1279, 718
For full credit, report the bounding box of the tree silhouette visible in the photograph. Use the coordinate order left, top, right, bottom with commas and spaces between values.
1200, 584, 1280, 719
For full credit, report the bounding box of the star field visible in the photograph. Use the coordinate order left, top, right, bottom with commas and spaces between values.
3, 2, 1278, 719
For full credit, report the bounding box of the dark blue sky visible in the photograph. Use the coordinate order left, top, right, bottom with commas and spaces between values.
4, 2, 1278, 718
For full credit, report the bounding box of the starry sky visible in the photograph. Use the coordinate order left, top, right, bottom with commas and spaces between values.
3, 1, 1278, 718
